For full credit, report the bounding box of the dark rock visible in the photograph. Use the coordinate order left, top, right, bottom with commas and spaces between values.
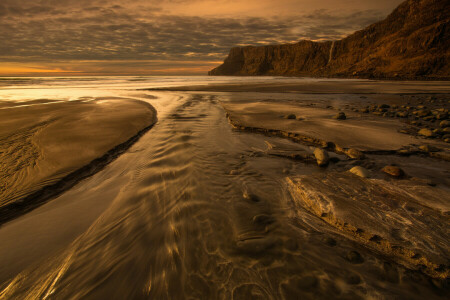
243, 192, 261, 202
334, 112, 346, 120
285, 114, 296, 119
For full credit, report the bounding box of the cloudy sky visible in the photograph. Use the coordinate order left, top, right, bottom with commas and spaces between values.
0, 0, 404, 76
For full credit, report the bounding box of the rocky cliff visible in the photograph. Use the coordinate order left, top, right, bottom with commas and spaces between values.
209, 0, 450, 80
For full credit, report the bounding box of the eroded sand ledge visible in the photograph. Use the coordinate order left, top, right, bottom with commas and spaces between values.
0, 98, 157, 225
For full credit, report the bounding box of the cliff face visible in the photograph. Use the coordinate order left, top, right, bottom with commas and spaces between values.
209, 0, 450, 79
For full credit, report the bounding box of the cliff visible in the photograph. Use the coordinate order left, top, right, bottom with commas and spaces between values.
209, 0, 450, 80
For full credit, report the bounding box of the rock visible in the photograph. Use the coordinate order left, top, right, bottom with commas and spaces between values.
396, 111, 409, 118
252, 214, 275, 226
440, 120, 450, 128
419, 145, 438, 152
361, 108, 369, 113
379, 104, 390, 109
285, 114, 296, 119
418, 128, 434, 137
382, 165, 405, 177
334, 112, 346, 120
243, 192, 261, 202
443, 127, 450, 134
314, 148, 329, 167
436, 113, 448, 120
346, 148, 365, 159
209, 0, 450, 80
349, 166, 370, 178
415, 110, 431, 118
346, 251, 364, 264
423, 116, 435, 121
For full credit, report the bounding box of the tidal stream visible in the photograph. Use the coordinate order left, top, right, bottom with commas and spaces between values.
0, 77, 448, 299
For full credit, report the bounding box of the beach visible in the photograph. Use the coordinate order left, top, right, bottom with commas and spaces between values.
0, 76, 449, 299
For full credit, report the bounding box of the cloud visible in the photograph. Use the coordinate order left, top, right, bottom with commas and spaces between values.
0, 0, 403, 75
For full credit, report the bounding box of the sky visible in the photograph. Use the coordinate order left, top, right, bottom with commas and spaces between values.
0, 0, 404, 76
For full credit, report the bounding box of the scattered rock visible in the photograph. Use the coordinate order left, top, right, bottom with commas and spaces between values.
382, 165, 405, 177
346, 251, 364, 264
418, 128, 434, 137
440, 121, 450, 128
314, 148, 329, 167
285, 114, 296, 119
349, 166, 370, 178
334, 112, 346, 120
346, 148, 365, 160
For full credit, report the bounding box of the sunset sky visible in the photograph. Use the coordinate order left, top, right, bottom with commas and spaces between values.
0, 0, 404, 76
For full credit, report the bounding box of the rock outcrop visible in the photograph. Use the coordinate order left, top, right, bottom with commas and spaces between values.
209, 0, 450, 80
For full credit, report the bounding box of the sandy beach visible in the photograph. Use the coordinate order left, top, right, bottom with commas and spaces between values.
0, 77, 448, 299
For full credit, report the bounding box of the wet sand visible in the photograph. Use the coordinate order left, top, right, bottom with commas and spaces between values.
0, 77, 449, 299
0, 98, 157, 223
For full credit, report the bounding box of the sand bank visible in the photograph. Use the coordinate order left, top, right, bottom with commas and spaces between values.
0, 98, 156, 224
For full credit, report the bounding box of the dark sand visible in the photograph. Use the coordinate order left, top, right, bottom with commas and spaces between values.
0, 98, 156, 221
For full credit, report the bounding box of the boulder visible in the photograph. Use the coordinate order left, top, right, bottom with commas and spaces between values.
285, 114, 296, 119
382, 165, 405, 177
346, 148, 365, 160
334, 112, 346, 120
439, 120, 450, 128
418, 128, 434, 137
349, 166, 370, 178
314, 148, 329, 167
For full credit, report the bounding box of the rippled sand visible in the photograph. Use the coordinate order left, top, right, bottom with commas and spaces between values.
0, 77, 449, 299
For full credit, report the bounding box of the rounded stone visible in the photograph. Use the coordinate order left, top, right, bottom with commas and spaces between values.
314, 148, 329, 167
349, 166, 370, 178
382, 165, 405, 177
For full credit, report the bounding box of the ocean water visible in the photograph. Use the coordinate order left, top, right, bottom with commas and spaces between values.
0, 76, 448, 299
